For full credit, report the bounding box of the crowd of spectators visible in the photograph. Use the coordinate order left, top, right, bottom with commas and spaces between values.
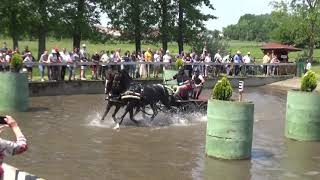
0, 41, 286, 81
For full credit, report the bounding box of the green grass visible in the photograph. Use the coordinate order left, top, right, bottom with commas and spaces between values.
0, 38, 188, 59
311, 64, 320, 80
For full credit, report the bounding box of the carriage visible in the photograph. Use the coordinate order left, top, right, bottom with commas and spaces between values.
162, 69, 208, 114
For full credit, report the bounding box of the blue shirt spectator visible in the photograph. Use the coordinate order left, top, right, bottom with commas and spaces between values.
233, 51, 243, 63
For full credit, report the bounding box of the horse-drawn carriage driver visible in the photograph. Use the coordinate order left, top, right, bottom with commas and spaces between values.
192, 68, 205, 99
165, 67, 205, 100
165, 67, 193, 100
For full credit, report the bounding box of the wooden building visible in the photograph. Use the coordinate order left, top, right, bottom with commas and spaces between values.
261, 43, 302, 62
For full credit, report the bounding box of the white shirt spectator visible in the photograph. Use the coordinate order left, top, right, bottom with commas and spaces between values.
163, 54, 172, 63
48, 53, 59, 63
71, 53, 80, 62
60, 51, 72, 63
205, 55, 212, 63
80, 48, 88, 60
214, 52, 222, 63
100, 53, 110, 66
23, 55, 33, 67
243, 55, 251, 64
306, 62, 312, 70
5, 54, 11, 63
114, 51, 121, 62
154, 53, 161, 62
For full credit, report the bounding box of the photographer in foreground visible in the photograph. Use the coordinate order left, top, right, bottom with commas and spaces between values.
0, 115, 28, 179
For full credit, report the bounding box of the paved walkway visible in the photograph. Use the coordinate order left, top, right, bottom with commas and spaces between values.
267, 77, 320, 92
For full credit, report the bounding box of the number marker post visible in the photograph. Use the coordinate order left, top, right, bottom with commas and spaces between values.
239, 81, 244, 102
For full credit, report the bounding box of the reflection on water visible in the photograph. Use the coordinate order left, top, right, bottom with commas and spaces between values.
1, 86, 320, 180
204, 158, 251, 180
280, 140, 320, 180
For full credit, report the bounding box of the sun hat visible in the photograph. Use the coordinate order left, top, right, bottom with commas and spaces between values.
237, 50, 241, 54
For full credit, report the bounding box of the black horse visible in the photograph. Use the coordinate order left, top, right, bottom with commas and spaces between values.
101, 70, 132, 123
117, 83, 172, 126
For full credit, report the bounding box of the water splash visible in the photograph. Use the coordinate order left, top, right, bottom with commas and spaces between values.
85, 108, 207, 129
87, 111, 115, 128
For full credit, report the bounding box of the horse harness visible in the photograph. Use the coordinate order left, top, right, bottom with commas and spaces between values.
121, 83, 144, 100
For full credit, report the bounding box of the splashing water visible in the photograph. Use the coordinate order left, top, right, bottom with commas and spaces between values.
87, 111, 115, 128
86, 108, 207, 129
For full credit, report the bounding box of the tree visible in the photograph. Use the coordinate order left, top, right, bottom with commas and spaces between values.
154, 0, 175, 52
102, 0, 157, 52
0, 0, 31, 49
223, 14, 277, 42
291, 0, 320, 60
56, 0, 101, 49
174, 0, 216, 53
29, 0, 58, 59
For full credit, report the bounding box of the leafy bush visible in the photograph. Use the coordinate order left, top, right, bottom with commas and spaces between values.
301, 70, 317, 92
10, 53, 23, 73
175, 57, 184, 69
212, 76, 233, 101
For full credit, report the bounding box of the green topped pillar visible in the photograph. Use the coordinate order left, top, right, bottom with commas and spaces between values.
0, 72, 29, 112
285, 90, 320, 141
206, 99, 254, 159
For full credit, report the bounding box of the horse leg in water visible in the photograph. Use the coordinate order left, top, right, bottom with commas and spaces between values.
112, 103, 122, 123
101, 101, 113, 121
119, 101, 139, 125
150, 103, 158, 121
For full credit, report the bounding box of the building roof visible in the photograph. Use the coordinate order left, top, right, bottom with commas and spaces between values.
261, 43, 302, 52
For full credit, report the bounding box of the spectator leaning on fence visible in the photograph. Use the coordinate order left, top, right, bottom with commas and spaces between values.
60, 48, 69, 81
163, 50, 172, 70
100, 50, 110, 80
3, 50, 12, 71
204, 53, 211, 77
22, 46, 30, 59
80, 44, 88, 80
130, 51, 137, 78
114, 49, 121, 72
243, 52, 252, 75
48, 49, 60, 81
91, 52, 100, 80
39, 50, 48, 82
234, 50, 243, 76
138, 51, 147, 78
23, 52, 34, 81
270, 53, 280, 75
144, 48, 153, 78
213, 49, 222, 76
153, 50, 161, 78
222, 51, 232, 75
263, 52, 271, 75
71, 48, 80, 80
